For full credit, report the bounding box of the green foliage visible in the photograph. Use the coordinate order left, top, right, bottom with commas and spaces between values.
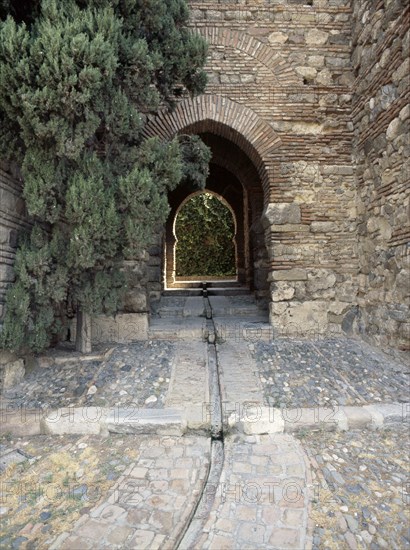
179, 135, 212, 189
175, 192, 236, 278
0, 0, 209, 352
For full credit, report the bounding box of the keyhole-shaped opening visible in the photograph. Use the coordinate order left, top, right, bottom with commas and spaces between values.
174, 191, 237, 279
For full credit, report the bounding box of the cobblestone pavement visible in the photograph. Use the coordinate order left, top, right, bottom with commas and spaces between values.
253, 338, 409, 408
0, 433, 210, 549
194, 433, 311, 550
1, 342, 174, 411
1, 328, 409, 550
301, 424, 410, 550
216, 339, 264, 408
165, 341, 208, 409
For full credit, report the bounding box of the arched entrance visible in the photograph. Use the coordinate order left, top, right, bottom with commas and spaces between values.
164, 132, 268, 297
143, 95, 282, 301
174, 190, 237, 281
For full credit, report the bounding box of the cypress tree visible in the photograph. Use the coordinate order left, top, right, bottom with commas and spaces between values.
0, 0, 210, 352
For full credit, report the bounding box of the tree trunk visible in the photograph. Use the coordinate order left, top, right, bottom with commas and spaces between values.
76, 309, 92, 354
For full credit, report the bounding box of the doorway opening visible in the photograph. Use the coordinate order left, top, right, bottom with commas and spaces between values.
174, 191, 237, 281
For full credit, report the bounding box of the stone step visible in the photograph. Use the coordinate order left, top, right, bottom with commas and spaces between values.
214, 317, 272, 343
207, 287, 251, 296
162, 289, 203, 297
208, 295, 266, 316
106, 408, 184, 436
168, 280, 241, 289
162, 286, 250, 297
148, 318, 206, 340
156, 296, 205, 317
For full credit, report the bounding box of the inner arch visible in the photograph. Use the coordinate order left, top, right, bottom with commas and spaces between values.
174, 191, 237, 280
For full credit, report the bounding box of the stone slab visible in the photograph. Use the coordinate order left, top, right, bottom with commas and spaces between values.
0, 410, 42, 436
40, 407, 105, 436
230, 406, 285, 434
106, 408, 184, 436
283, 407, 339, 433
92, 313, 149, 344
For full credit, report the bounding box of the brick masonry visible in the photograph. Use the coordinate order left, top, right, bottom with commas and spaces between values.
0, 161, 29, 322
0, 0, 409, 350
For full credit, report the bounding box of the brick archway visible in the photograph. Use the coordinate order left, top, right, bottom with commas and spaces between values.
196, 28, 302, 87
144, 95, 280, 297
144, 94, 282, 197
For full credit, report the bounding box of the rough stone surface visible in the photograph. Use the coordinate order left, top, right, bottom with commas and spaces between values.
1, 358, 25, 390
304, 425, 410, 550
351, 0, 410, 351
0, 342, 173, 411
254, 337, 409, 408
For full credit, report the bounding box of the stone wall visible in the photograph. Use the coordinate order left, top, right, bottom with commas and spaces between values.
351, 0, 409, 350
184, 0, 359, 337
0, 161, 29, 327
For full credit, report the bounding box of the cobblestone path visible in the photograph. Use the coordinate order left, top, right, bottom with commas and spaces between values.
193, 433, 312, 550
1, 297, 409, 549
50, 436, 211, 550
254, 338, 409, 408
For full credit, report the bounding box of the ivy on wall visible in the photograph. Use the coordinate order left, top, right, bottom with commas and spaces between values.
175, 192, 236, 277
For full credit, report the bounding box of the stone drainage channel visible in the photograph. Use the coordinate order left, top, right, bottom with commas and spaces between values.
176, 285, 225, 549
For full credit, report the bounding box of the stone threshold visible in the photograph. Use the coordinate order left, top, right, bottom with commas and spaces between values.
0, 402, 408, 438
226, 402, 410, 435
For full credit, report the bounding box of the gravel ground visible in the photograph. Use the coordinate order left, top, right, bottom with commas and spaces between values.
253, 338, 409, 408
1, 341, 175, 412
302, 424, 410, 549
0, 434, 141, 549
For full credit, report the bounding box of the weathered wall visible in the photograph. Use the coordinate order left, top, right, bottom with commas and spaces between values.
351, 0, 409, 350
0, 161, 28, 326
183, 0, 358, 337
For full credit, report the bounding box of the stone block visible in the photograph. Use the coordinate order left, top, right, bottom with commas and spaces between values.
343, 407, 373, 429
0, 410, 41, 436
75, 311, 91, 354
310, 221, 338, 233
306, 270, 337, 293
147, 266, 161, 282
0, 226, 9, 244
183, 403, 211, 431
106, 408, 184, 436
268, 31, 288, 44
386, 117, 402, 141
268, 224, 309, 233
322, 165, 354, 175
279, 301, 329, 336
305, 29, 329, 45
0, 264, 14, 282
270, 269, 308, 282
296, 66, 317, 80
92, 313, 148, 344
262, 203, 301, 227
1, 357, 25, 389
291, 122, 324, 135
0, 350, 16, 365
231, 407, 284, 435
366, 403, 409, 426
270, 302, 288, 316
41, 407, 104, 435
284, 407, 339, 433
271, 282, 295, 302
